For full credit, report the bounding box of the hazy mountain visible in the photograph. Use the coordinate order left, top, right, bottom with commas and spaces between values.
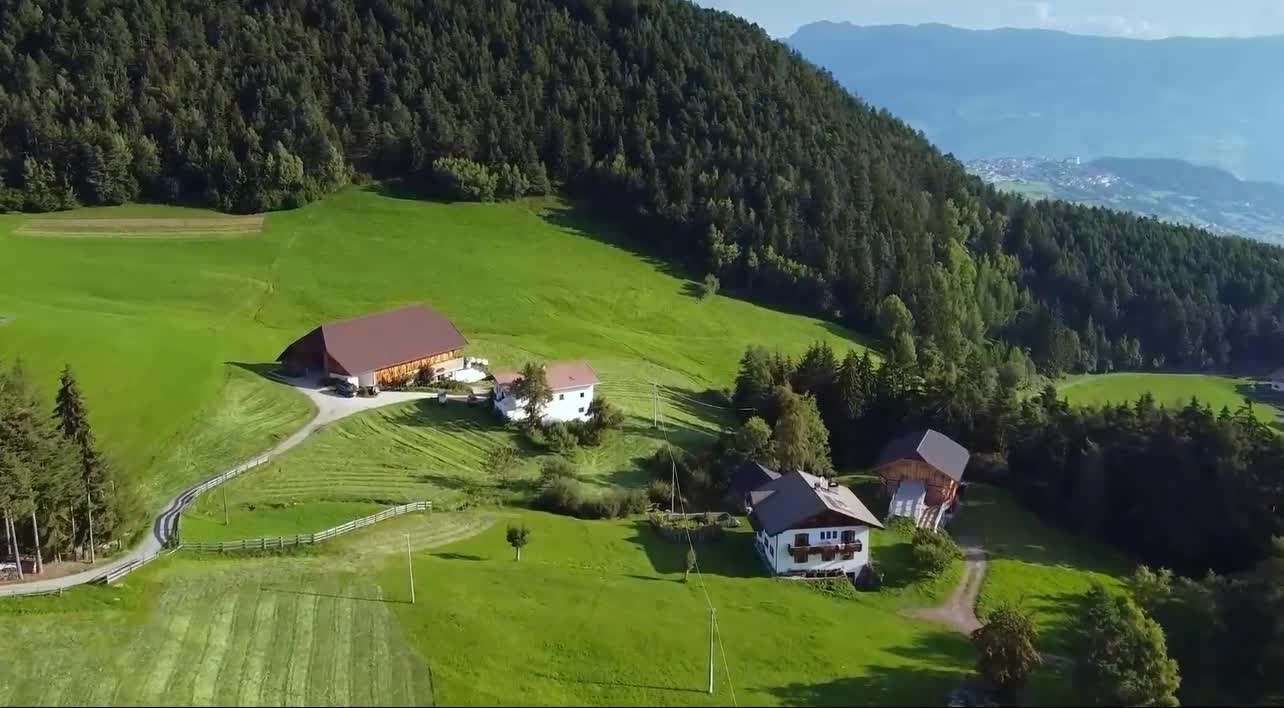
787, 22, 1284, 184
969, 157, 1284, 244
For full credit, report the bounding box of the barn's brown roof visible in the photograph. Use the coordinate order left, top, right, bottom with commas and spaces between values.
492, 361, 599, 391
279, 305, 467, 375
875, 429, 970, 482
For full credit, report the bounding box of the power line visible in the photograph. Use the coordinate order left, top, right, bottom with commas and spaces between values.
655, 395, 739, 706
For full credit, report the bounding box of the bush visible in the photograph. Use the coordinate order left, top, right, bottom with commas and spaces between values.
540, 457, 578, 484
618, 488, 649, 515
535, 477, 584, 516
583, 493, 622, 520
534, 477, 647, 520
700, 272, 720, 299
566, 419, 600, 447
647, 479, 674, 507
911, 527, 963, 577
544, 421, 579, 454
431, 156, 498, 201
484, 444, 519, 482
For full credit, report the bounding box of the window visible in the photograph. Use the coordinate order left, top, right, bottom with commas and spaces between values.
580, 391, 585, 398
841, 530, 856, 544
577, 407, 584, 413
794, 532, 809, 548
559, 393, 565, 400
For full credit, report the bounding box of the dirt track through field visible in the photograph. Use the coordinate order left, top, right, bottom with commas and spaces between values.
904, 541, 986, 635
15, 215, 264, 237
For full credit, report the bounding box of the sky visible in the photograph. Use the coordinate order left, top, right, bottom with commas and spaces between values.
695, 0, 1284, 39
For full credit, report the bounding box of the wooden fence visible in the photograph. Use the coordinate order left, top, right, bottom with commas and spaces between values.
179, 501, 431, 553
101, 549, 167, 585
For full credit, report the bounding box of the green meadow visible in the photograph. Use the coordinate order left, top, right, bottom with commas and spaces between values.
0, 187, 862, 532
0, 496, 1105, 706
1059, 372, 1282, 424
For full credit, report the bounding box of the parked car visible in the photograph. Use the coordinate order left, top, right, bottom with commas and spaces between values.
335, 380, 357, 398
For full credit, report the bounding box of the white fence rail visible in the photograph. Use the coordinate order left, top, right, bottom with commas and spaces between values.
179, 501, 432, 553
101, 550, 163, 585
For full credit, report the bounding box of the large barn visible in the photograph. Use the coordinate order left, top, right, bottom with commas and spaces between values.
874, 429, 970, 531
277, 305, 468, 387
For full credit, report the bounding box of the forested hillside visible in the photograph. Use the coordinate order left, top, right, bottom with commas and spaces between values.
2, 0, 1283, 373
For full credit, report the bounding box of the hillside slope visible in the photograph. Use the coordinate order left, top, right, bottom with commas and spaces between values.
2, 1, 1284, 373
787, 22, 1284, 184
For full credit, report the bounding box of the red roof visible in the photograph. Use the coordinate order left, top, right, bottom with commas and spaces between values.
279, 305, 467, 375
493, 361, 599, 391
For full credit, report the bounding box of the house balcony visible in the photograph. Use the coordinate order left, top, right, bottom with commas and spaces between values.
786, 541, 863, 562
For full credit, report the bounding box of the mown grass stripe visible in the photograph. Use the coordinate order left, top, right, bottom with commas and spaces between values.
307, 590, 341, 705
236, 589, 279, 705
260, 588, 299, 704
186, 593, 241, 704
140, 605, 194, 701
284, 591, 319, 706
213, 585, 262, 705
331, 582, 356, 706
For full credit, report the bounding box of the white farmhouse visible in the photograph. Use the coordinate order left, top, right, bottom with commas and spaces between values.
746, 470, 884, 579
492, 361, 599, 423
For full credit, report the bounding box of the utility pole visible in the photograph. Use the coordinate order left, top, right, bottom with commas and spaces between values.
222, 485, 230, 526
708, 606, 716, 695
406, 534, 416, 604
30, 510, 43, 575
86, 492, 96, 564
670, 458, 678, 514
652, 382, 658, 428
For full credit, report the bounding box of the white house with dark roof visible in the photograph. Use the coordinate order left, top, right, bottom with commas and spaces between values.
492, 361, 599, 423
747, 470, 884, 578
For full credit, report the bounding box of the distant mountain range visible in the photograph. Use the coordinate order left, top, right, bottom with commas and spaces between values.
786, 22, 1284, 185
968, 156, 1284, 244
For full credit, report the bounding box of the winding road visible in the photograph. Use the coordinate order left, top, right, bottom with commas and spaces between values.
905, 540, 987, 634
0, 378, 436, 598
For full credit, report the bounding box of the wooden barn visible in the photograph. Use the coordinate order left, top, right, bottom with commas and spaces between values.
874, 429, 970, 530
277, 305, 468, 387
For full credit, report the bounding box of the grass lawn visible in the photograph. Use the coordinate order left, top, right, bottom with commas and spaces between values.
1059, 372, 1282, 425
0, 510, 974, 707
179, 500, 383, 543
951, 485, 1132, 655
0, 187, 865, 536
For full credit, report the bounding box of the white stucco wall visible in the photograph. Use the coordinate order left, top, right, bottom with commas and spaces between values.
494, 384, 595, 423
754, 525, 870, 575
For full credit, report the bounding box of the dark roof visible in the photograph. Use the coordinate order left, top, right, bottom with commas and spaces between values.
749, 471, 883, 535
278, 305, 467, 375
730, 461, 781, 497
875, 429, 970, 482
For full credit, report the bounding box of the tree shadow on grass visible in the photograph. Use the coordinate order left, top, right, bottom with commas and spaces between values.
533, 673, 708, 695
625, 520, 760, 579
764, 633, 972, 707
227, 360, 289, 382
431, 552, 485, 562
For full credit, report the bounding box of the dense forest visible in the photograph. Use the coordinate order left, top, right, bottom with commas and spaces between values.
2, 0, 1284, 373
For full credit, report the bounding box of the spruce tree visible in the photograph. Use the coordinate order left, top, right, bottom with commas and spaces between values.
55, 365, 118, 543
